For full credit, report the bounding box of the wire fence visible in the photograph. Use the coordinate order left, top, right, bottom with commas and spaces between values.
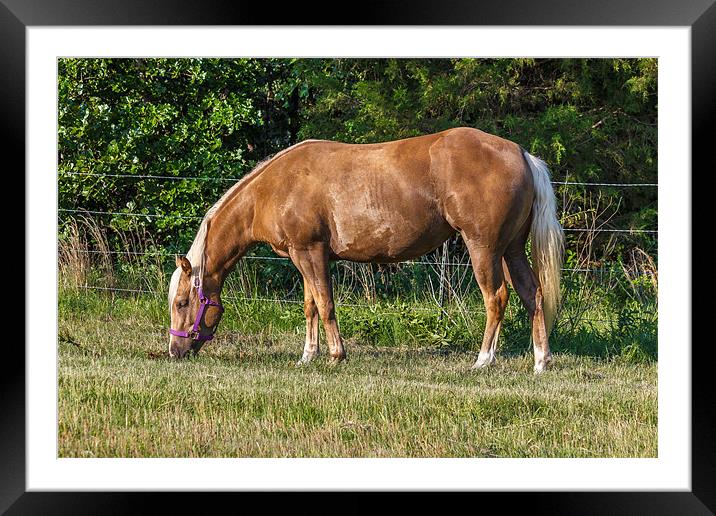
71, 284, 622, 327
73, 284, 487, 314
62, 171, 659, 188
63, 244, 654, 328
58, 170, 658, 330
63, 247, 656, 275
57, 208, 658, 234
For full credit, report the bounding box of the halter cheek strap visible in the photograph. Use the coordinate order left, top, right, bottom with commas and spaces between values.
169, 277, 224, 341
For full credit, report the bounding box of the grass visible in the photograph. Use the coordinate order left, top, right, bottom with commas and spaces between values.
58, 287, 657, 458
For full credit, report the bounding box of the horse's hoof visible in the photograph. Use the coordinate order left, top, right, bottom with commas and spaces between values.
471, 351, 495, 370
533, 353, 553, 374
296, 354, 318, 367
533, 360, 551, 374
328, 355, 347, 365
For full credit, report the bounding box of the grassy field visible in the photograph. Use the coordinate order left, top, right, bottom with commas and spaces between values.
58, 288, 657, 458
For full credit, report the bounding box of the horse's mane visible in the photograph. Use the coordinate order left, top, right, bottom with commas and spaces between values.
183, 139, 322, 282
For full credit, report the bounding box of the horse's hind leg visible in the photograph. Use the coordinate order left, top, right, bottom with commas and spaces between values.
296, 276, 320, 365
289, 244, 346, 363
464, 239, 509, 369
504, 248, 552, 373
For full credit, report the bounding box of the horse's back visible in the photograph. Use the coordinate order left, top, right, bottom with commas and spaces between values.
250, 128, 533, 260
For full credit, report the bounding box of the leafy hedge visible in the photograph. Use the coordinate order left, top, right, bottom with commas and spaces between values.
58, 58, 657, 261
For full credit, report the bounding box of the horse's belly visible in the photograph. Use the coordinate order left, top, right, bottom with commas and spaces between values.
312, 153, 453, 261
329, 214, 454, 262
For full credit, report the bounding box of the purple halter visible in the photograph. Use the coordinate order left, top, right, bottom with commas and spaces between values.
169, 277, 224, 341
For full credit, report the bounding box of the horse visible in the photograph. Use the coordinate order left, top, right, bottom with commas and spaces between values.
168, 127, 564, 373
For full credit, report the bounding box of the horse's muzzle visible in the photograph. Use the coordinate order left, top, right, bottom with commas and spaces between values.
169, 341, 189, 359
169, 340, 203, 359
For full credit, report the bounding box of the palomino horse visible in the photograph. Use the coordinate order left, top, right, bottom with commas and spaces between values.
168, 127, 564, 372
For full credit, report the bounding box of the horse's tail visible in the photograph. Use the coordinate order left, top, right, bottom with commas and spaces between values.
522, 149, 564, 335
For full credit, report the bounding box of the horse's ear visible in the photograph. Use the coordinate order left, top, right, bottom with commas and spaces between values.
175, 255, 192, 275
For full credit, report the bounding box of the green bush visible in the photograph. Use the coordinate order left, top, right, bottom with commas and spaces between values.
59, 58, 657, 303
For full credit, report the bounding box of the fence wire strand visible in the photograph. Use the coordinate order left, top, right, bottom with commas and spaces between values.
58, 209, 657, 234
64, 247, 656, 275
73, 285, 625, 324
61, 171, 658, 188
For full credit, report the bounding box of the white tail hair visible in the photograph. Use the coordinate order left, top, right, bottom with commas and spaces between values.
522, 150, 564, 335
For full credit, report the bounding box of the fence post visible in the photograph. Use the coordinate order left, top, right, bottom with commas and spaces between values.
438, 240, 449, 321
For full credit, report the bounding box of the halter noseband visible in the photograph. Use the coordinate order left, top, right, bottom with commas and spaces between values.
169, 277, 224, 341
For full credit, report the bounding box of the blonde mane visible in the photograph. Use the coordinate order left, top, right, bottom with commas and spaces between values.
169, 139, 321, 303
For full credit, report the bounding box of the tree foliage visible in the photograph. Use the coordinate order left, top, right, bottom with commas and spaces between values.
58, 58, 657, 260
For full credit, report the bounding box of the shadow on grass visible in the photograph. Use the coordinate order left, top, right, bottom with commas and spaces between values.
500, 309, 657, 364
141, 314, 657, 367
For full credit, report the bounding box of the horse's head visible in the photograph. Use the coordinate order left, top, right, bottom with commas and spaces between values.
168, 255, 224, 358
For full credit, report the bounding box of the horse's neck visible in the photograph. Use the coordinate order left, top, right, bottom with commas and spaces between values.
203, 191, 257, 290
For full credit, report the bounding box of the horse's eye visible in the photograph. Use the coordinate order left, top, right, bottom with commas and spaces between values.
177, 299, 189, 308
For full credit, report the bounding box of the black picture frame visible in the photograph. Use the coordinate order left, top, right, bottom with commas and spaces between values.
6, 0, 709, 513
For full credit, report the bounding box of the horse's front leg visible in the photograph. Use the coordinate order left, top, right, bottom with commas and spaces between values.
289, 245, 346, 364
297, 276, 320, 365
